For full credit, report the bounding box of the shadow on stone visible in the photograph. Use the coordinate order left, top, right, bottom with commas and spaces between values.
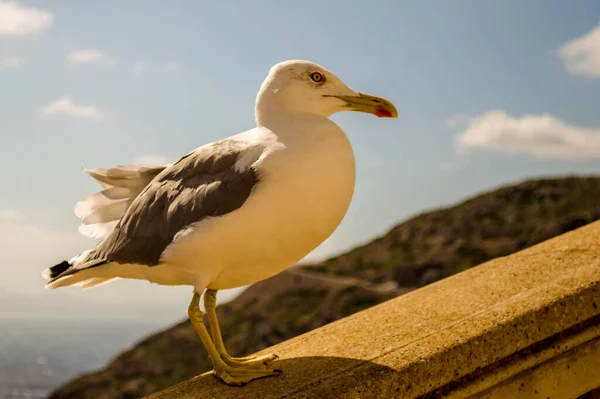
146, 355, 397, 399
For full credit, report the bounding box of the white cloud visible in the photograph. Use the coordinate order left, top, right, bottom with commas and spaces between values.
39, 96, 103, 120
0, 56, 23, 68
0, 1, 54, 35
67, 49, 115, 66
558, 23, 600, 78
133, 62, 145, 74
455, 110, 600, 160
164, 62, 182, 72
0, 208, 23, 221
133, 154, 172, 165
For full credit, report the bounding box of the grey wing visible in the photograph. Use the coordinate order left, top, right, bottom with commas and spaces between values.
95, 139, 262, 266
75, 164, 167, 239
55, 139, 264, 281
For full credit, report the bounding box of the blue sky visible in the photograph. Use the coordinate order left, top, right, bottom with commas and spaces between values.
0, 0, 599, 323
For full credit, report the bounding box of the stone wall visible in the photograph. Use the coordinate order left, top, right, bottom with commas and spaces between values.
148, 221, 600, 399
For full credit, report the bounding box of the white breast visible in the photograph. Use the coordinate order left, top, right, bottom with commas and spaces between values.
153, 117, 356, 290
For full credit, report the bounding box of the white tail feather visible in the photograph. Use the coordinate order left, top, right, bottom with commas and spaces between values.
41, 267, 52, 280
78, 221, 119, 239
81, 200, 130, 225
79, 277, 119, 289
75, 164, 166, 239
74, 187, 132, 219
45, 262, 143, 290
83, 165, 165, 189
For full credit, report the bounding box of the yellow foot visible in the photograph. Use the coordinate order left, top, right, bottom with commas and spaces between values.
213, 364, 282, 386
221, 353, 279, 369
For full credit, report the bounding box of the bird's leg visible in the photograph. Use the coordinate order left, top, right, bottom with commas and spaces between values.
204, 288, 279, 368
188, 291, 281, 385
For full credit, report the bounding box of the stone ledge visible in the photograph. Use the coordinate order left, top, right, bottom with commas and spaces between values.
147, 221, 600, 399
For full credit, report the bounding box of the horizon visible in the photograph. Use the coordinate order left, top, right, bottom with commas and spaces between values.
1, 0, 599, 324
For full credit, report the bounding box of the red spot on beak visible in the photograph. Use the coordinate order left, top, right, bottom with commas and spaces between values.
374, 106, 394, 118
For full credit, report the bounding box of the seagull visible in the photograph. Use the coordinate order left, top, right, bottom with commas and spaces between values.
42, 60, 397, 386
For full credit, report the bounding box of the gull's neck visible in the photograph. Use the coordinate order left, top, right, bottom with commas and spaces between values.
255, 100, 328, 145
255, 91, 327, 138
254, 78, 338, 144
255, 87, 290, 129
255, 76, 311, 130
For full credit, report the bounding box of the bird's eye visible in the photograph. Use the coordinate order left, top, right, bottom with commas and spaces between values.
309, 71, 325, 83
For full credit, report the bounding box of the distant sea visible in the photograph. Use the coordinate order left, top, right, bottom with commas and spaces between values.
0, 318, 164, 399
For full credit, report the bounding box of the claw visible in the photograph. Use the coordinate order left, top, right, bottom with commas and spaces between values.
213, 365, 282, 386
221, 352, 279, 369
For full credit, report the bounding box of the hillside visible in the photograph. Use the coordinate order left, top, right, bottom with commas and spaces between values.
308, 176, 600, 285
48, 176, 600, 399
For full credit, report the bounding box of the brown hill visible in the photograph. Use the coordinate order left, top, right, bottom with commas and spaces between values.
48, 175, 600, 399
308, 175, 600, 286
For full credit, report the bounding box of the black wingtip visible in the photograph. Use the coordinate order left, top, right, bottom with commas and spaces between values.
48, 260, 70, 279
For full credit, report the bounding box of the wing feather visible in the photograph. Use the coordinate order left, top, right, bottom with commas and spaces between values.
49, 136, 268, 283
74, 187, 132, 219
75, 165, 167, 238
78, 221, 119, 239
83, 165, 166, 189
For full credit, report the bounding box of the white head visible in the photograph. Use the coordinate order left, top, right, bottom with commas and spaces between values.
255, 60, 397, 126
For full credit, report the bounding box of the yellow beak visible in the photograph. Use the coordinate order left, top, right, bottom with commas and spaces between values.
325, 92, 398, 118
